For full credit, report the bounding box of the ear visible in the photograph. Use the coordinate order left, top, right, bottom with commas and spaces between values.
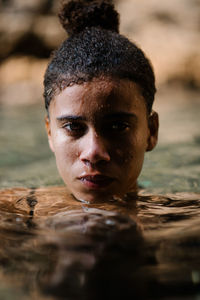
45, 116, 55, 153
146, 111, 159, 152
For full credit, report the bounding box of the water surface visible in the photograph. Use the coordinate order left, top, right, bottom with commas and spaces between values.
0, 188, 200, 299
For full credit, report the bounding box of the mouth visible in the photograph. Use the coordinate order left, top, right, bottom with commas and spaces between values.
78, 174, 115, 190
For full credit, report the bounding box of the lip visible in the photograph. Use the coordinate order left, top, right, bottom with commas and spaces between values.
78, 174, 115, 189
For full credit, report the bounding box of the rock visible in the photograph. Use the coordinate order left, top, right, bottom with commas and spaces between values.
116, 0, 200, 87
0, 12, 33, 59
0, 56, 47, 105
0, 1, 64, 61
32, 15, 66, 50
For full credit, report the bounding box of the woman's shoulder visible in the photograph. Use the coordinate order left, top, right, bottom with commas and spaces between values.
0, 186, 77, 216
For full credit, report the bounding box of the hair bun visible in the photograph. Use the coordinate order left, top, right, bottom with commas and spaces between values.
58, 0, 119, 36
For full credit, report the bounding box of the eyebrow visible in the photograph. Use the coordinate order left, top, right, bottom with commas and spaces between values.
56, 112, 137, 122
103, 112, 137, 120
56, 115, 87, 122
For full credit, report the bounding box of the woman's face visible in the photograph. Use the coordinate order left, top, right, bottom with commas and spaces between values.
46, 77, 158, 202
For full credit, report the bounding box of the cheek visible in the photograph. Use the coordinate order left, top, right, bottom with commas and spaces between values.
51, 131, 78, 168
51, 128, 67, 148
114, 147, 133, 165
113, 132, 147, 164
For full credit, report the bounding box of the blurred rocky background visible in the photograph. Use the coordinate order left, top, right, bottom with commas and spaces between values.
0, 0, 200, 106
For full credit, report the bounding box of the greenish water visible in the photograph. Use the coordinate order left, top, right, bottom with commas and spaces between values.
1, 91, 200, 193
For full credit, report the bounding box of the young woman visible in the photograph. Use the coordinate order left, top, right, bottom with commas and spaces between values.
44, 0, 159, 203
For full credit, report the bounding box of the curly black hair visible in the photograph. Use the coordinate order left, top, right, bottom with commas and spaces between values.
44, 0, 156, 113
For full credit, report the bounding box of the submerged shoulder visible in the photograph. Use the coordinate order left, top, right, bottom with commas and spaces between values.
0, 186, 75, 216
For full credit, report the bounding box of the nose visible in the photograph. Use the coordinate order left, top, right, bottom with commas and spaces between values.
79, 129, 110, 165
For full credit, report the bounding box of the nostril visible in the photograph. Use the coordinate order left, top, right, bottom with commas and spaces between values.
82, 159, 91, 167
82, 158, 109, 169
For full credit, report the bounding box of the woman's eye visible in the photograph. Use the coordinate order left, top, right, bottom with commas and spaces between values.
109, 121, 130, 132
63, 122, 86, 135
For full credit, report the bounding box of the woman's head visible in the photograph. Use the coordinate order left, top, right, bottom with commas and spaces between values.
44, 0, 159, 202
44, 0, 156, 114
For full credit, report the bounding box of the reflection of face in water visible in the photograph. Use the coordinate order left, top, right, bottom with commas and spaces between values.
46, 77, 158, 202
0, 205, 147, 300
37, 208, 147, 300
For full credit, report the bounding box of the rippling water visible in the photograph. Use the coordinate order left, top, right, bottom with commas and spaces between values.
0, 88, 200, 299
0, 188, 200, 299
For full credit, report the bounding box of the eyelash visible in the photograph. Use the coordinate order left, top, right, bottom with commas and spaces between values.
63, 122, 86, 133
108, 121, 130, 132
62, 121, 131, 136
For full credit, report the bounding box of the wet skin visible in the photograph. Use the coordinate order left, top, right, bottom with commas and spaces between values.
46, 77, 158, 203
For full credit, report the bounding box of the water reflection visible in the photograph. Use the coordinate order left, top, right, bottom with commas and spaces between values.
0, 187, 200, 299
0, 188, 146, 299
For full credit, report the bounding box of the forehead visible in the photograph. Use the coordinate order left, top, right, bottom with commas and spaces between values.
49, 77, 147, 117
